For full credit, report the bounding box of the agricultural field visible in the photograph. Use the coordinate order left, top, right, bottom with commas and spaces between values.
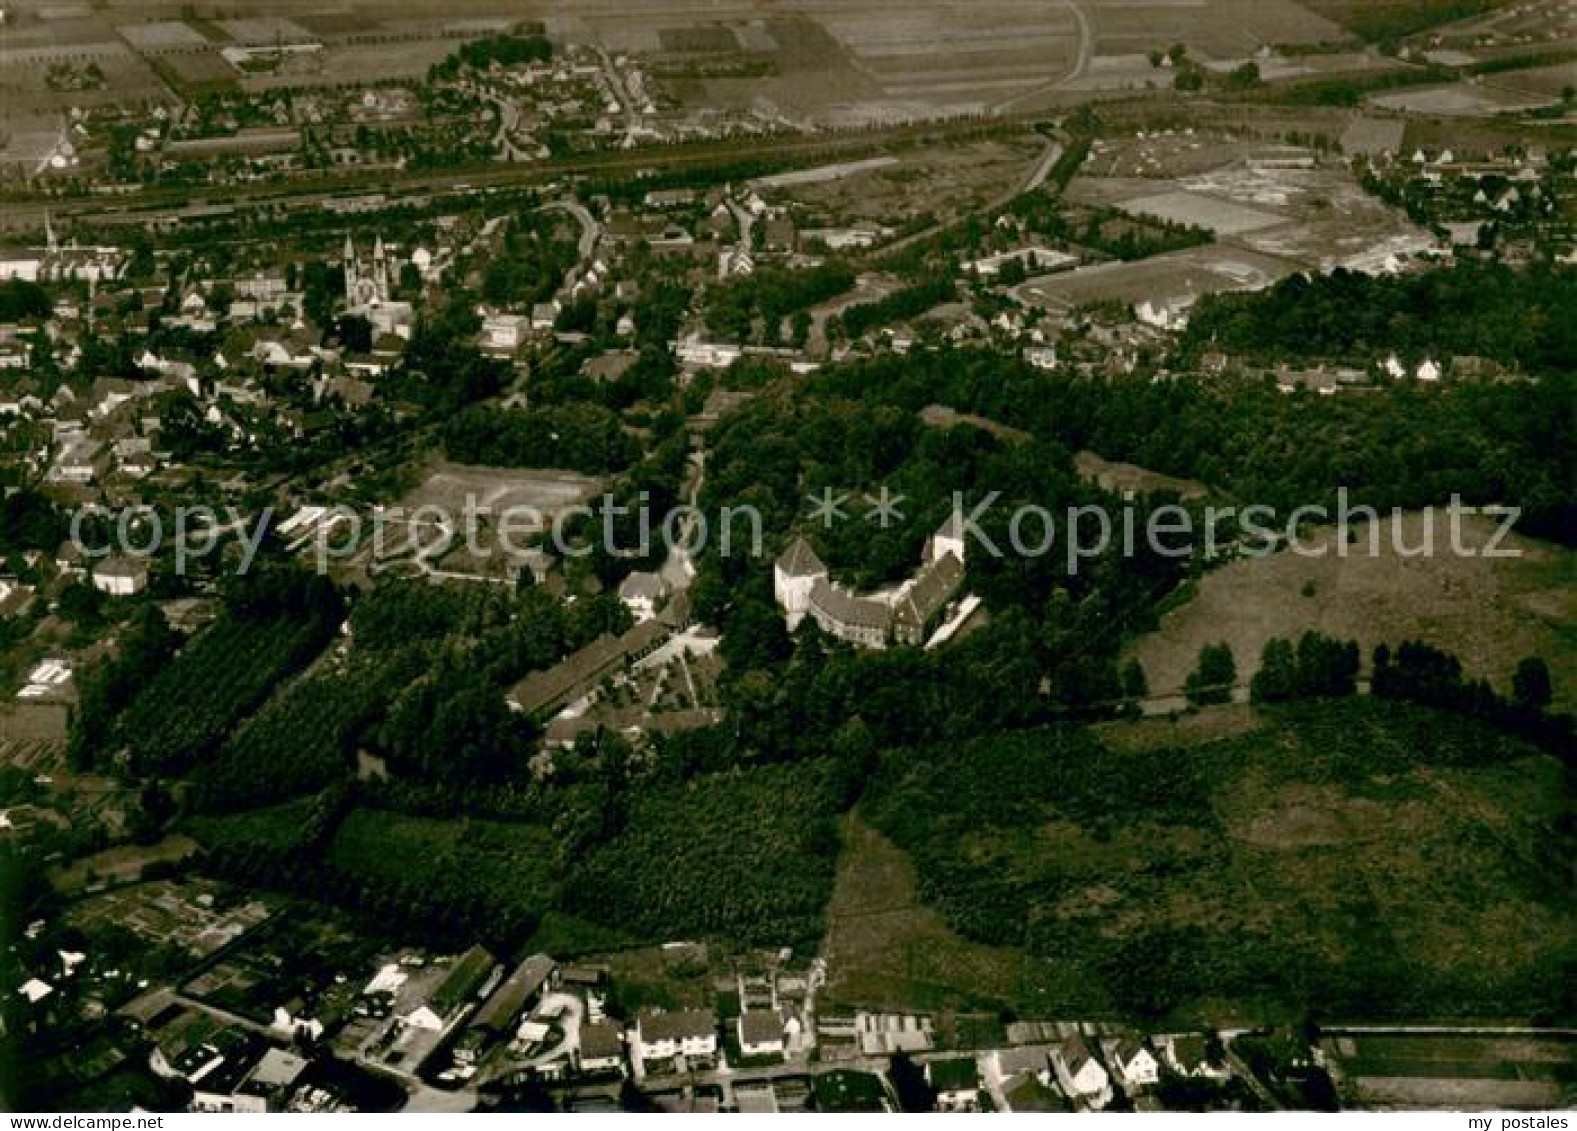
862, 698, 1576, 1024
566, 759, 856, 949
1084, 0, 1345, 59
1300, 0, 1522, 43
1323, 1032, 1577, 1109
325, 808, 562, 919
110, 609, 339, 777
235, 39, 461, 93
1127, 513, 1577, 710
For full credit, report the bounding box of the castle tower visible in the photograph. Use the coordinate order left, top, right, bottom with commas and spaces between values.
774, 536, 828, 630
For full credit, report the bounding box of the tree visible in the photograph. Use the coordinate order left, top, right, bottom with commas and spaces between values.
1121, 658, 1149, 701
337, 313, 373, 354
1251, 638, 1298, 703
1511, 656, 1552, 713
1228, 61, 1261, 89
1185, 642, 1236, 706
889, 1053, 936, 1113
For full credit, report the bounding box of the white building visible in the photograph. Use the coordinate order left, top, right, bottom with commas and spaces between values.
1164, 1034, 1231, 1081
617, 572, 667, 623
737, 1010, 786, 1060
636, 1009, 717, 1066
1053, 1035, 1111, 1109
91, 556, 150, 597
1106, 1037, 1160, 1090
773, 537, 826, 629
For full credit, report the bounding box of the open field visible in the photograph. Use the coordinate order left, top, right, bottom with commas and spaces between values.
399, 461, 604, 517
1127, 513, 1577, 710
1075, 450, 1208, 500
1117, 189, 1288, 235
863, 699, 1577, 1024
820, 814, 1044, 1013
1369, 82, 1549, 116
767, 134, 1047, 229
1012, 244, 1294, 314
45, 835, 199, 894
1074, 137, 1432, 272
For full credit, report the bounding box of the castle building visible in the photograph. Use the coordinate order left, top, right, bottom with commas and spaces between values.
772, 514, 969, 650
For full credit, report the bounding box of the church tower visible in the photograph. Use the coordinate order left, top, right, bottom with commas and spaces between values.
343, 234, 390, 309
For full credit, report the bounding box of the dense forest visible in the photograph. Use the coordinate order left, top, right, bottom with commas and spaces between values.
786, 345, 1573, 541
831, 278, 958, 341
1181, 262, 1577, 372
442, 401, 641, 474
705, 262, 855, 344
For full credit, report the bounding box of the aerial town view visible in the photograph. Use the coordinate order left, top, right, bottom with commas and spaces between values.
0, 0, 1573, 1117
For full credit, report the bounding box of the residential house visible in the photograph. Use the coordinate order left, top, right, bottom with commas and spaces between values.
481, 313, 530, 353
1053, 1034, 1112, 1109
993, 1046, 1066, 1112
636, 1009, 718, 1069
48, 434, 106, 485
578, 1021, 626, 1077
531, 300, 562, 331
582, 350, 640, 383
737, 1010, 786, 1061
617, 571, 667, 622
1107, 1037, 1161, 1090
0, 339, 30, 370
1165, 1034, 1230, 1081
91, 556, 150, 597
992, 1045, 1053, 1089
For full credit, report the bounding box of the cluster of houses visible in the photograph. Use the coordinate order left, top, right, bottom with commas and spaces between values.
773, 514, 972, 650
930, 1029, 1234, 1113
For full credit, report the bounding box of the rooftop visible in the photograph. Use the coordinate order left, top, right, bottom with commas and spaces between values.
639, 1008, 716, 1045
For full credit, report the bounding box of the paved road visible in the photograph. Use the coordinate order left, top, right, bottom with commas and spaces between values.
540, 198, 601, 262
876, 134, 1065, 260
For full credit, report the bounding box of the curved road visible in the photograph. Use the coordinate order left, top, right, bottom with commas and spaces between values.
992, 0, 1095, 115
